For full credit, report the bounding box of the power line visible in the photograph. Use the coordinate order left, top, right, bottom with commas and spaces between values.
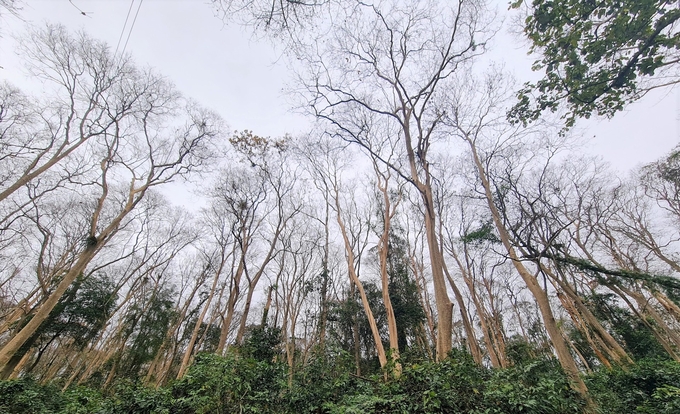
119, 0, 144, 58
68, 0, 91, 17
114, 0, 144, 61
114, 0, 136, 57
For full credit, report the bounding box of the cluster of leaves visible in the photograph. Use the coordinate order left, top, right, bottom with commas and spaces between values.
321, 350, 583, 414
2, 322, 680, 414
587, 358, 680, 413
510, 0, 680, 128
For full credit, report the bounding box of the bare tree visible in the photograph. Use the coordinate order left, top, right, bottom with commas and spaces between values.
0, 26, 224, 372
298, 0, 491, 360
443, 69, 592, 400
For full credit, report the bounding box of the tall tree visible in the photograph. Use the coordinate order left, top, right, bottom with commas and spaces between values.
0, 25, 223, 372
299, 0, 491, 360
444, 70, 592, 401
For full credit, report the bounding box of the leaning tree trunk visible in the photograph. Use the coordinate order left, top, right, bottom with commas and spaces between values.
465, 138, 592, 403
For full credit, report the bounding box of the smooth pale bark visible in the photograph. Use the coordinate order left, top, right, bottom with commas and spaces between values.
145, 270, 204, 385
479, 273, 509, 368
441, 258, 483, 364
464, 138, 591, 401
318, 200, 331, 351
506, 287, 533, 350
652, 290, 680, 324
374, 166, 401, 375
448, 245, 506, 367
216, 239, 248, 354
417, 178, 453, 360
409, 250, 437, 352
0, 288, 42, 337
235, 213, 287, 344
612, 284, 680, 361
177, 261, 224, 379
333, 189, 388, 369
548, 268, 632, 366
0, 244, 99, 372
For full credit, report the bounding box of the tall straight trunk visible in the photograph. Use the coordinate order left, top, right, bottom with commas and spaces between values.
318, 200, 331, 351
333, 190, 387, 369
0, 162, 154, 374
145, 273, 204, 385
375, 169, 401, 375
0, 288, 41, 337
0, 246, 98, 373
449, 246, 505, 367
548, 269, 632, 366
422, 194, 453, 360
441, 259, 483, 364
235, 277, 257, 344
235, 221, 283, 344
216, 250, 247, 354
612, 284, 680, 360
652, 290, 680, 324
410, 251, 437, 352
465, 138, 591, 401
401, 112, 452, 360
177, 262, 224, 379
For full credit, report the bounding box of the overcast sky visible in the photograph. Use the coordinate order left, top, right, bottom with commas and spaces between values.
1, 0, 678, 177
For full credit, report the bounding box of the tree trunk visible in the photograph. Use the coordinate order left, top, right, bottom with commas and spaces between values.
0, 246, 98, 372
334, 192, 387, 369
465, 138, 591, 401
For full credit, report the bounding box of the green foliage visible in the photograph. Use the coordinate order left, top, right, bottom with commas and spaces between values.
481, 359, 583, 413
510, 0, 680, 128
240, 324, 282, 362
97, 380, 171, 414
43, 273, 117, 349
588, 358, 680, 413
327, 284, 385, 374
322, 349, 584, 414
179, 314, 221, 355
460, 222, 499, 245
386, 231, 427, 355
284, 348, 359, 413
328, 228, 428, 374
119, 286, 177, 378
60, 387, 104, 414
394, 349, 488, 413
0, 379, 63, 414
585, 293, 667, 360
4, 352, 680, 413
172, 352, 285, 414
504, 335, 539, 366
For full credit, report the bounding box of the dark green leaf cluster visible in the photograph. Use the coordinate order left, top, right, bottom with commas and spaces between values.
0, 349, 630, 414
587, 358, 680, 413
460, 222, 500, 245
510, 0, 680, 127
240, 324, 283, 362
583, 293, 667, 361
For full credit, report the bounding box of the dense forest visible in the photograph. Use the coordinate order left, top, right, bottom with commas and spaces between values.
2, 0, 680, 412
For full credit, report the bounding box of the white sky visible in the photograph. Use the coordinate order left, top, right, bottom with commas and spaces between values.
1, 0, 678, 178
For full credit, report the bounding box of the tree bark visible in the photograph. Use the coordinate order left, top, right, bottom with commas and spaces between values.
465, 138, 591, 401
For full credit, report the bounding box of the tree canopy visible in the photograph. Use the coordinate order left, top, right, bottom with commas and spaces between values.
509, 0, 680, 127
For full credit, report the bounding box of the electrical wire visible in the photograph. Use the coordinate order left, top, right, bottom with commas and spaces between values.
119, 0, 144, 59
114, 0, 136, 57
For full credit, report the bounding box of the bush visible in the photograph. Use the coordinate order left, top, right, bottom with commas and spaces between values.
97, 380, 171, 414
0, 379, 64, 414
172, 352, 285, 414
481, 359, 584, 413
4, 354, 679, 413
588, 358, 680, 413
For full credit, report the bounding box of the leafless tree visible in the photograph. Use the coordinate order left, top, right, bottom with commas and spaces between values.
297, 0, 492, 360
0, 25, 224, 373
